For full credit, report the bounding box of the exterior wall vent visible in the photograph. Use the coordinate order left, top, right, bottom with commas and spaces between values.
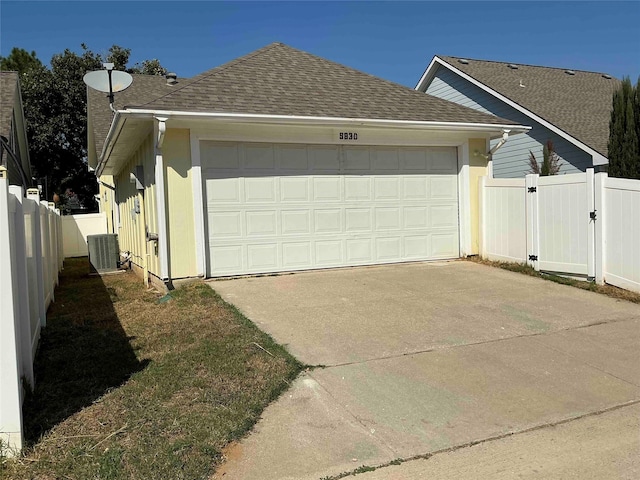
508, 64, 519, 69
457, 58, 469, 65
88, 234, 120, 273
564, 70, 576, 75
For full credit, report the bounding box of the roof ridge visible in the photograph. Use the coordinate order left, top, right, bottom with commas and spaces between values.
136, 42, 284, 108
437, 55, 617, 77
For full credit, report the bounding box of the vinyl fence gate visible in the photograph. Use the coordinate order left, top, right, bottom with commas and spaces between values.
480, 169, 640, 293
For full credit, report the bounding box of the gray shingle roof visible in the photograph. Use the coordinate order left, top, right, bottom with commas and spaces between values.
134, 43, 517, 126
437, 56, 620, 157
0, 71, 19, 140
88, 74, 192, 157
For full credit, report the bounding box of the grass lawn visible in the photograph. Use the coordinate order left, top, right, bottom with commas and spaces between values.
1, 257, 303, 480
468, 256, 640, 304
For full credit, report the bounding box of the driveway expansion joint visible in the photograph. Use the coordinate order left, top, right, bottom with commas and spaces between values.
319, 400, 640, 480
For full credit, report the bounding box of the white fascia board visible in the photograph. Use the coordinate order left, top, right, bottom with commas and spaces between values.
96, 111, 124, 177
416, 57, 608, 166
414, 55, 441, 91
121, 108, 529, 134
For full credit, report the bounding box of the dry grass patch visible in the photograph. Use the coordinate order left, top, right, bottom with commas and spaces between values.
468, 256, 640, 304
2, 258, 302, 480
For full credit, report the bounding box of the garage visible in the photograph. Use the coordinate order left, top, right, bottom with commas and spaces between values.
202, 141, 459, 276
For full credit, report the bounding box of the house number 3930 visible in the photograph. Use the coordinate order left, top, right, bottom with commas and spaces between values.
339, 132, 358, 140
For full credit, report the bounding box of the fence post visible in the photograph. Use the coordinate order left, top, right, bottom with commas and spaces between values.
525, 173, 539, 270
9, 186, 34, 389
479, 176, 487, 258
0, 171, 24, 456
27, 189, 46, 327
594, 172, 607, 285
586, 169, 596, 280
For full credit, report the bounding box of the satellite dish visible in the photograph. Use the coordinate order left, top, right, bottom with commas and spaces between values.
83, 70, 133, 93
83, 63, 133, 112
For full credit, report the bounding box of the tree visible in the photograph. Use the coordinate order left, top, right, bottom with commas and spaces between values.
0, 47, 43, 73
1, 44, 168, 210
528, 140, 562, 176
607, 76, 640, 179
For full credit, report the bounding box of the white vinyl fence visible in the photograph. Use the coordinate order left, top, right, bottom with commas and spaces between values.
62, 213, 107, 257
0, 172, 63, 457
480, 169, 640, 293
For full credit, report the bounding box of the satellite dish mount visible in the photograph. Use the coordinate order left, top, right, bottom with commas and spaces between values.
83, 63, 133, 113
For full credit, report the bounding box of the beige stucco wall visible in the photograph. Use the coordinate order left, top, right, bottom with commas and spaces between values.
468, 138, 489, 255
163, 129, 197, 279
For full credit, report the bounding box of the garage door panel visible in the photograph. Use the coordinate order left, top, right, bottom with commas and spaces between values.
313, 177, 341, 201
403, 176, 428, 199
244, 178, 277, 203
427, 148, 458, 173
432, 233, 459, 256
206, 177, 241, 202
374, 177, 400, 200
316, 240, 344, 265
247, 244, 278, 269
405, 235, 430, 258
343, 146, 371, 171
277, 145, 309, 171
400, 149, 428, 171
314, 209, 342, 233
310, 146, 340, 171
345, 208, 372, 232
210, 245, 243, 273
280, 177, 310, 202
244, 144, 276, 170
429, 176, 457, 200
246, 211, 277, 236
281, 210, 311, 235
372, 148, 400, 171
345, 177, 371, 201
282, 242, 312, 267
204, 142, 459, 276
346, 239, 373, 262
375, 207, 401, 230
209, 211, 242, 237
201, 142, 240, 169
376, 237, 402, 260
430, 205, 458, 229
404, 207, 428, 229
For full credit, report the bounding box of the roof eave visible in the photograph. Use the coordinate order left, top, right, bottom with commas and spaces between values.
121, 107, 529, 133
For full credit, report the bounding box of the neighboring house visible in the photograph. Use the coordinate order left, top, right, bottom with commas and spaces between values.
0, 71, 32, 189
87, 42, 527, 287
415, 56, 620, 178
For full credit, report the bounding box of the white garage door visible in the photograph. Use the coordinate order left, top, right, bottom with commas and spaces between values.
201, 141, 459, 276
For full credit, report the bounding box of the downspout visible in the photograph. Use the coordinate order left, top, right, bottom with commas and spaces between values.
154, 117, 171, 289
487, 129, 510, 176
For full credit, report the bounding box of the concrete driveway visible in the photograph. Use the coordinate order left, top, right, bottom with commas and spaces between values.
210, 261, 640, 480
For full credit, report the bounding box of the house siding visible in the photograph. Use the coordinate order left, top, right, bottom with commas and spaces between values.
114, 134, 160, 277
425, 66, 593, 178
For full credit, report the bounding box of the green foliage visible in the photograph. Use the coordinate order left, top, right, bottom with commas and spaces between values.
0, 44, 168, 209
0, 47, 43, 73
608, 76, 640, 179
528, 140, 562, 176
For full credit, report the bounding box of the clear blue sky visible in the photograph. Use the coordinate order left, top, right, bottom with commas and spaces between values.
1, 1, 639, 87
